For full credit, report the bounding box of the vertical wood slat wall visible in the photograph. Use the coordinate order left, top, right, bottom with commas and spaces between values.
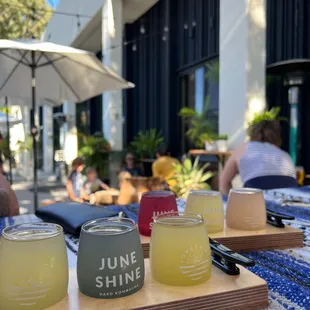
123, 0, 310, 167
266, 0, 310, 172
123, 0, 219, 155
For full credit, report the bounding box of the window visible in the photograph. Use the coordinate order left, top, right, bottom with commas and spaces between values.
180, 59, 219, 150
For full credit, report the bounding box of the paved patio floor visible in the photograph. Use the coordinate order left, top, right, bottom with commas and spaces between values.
13, 181, 67, 214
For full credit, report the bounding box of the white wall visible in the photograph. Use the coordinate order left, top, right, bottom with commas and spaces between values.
44, 0, 105, 170
219, 0, 266, 148
62, 102, 78, 165
43, 106, 54, 173
102, 0, 123, 151
44, 0, 104, 46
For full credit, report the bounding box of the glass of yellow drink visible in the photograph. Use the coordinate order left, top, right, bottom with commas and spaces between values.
296, 166, 305, 186
185, 190, 224, 233
150, 212, 211, 286
0, 223, 68, 310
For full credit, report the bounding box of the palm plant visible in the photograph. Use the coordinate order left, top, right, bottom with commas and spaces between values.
169, 156, 213, 199
179, 97, 216, 148
16, 135, 33, 153
248, 107, 287, 129
129, 129, 164, 159
0, 133, 13, 159
78, 134, 111, 178
205, 60, 219, 83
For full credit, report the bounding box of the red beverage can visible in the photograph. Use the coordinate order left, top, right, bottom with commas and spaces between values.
138, 191, 178, 236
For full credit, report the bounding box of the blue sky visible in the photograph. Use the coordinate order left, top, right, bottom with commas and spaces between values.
47, 0, 59, 8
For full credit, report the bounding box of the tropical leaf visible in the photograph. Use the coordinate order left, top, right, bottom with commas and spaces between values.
183, 158, 192, 171
78, 134, 111, 178
179, 96, 217, 148
248, 106, 287, 129
178, 107, 199, 119
205, 60, 219, 84
129, 129, 164, 159
192, 156, 200, 171
169, 156, 213, 199
200, 171, 213, 182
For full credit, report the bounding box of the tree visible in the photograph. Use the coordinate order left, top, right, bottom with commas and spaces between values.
0, 0, 52, 39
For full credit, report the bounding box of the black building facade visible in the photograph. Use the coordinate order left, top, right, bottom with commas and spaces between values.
123, 0, 310, 172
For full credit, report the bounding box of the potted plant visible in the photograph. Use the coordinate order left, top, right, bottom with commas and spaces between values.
247, 107, 286, 129
169, 156, 213, 199
214, 134, 229, 152
78, 133, 111, 182
179, 97, 216, 149
201, 133, 217, 152
129, 129, 164, 176
15, 135, 33, 180
0, 133, 15, 161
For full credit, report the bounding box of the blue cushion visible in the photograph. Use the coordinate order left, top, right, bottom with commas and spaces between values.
35, 202, 120, 236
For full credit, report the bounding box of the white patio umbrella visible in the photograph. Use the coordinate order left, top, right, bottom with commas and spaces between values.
0, 39, 134, 210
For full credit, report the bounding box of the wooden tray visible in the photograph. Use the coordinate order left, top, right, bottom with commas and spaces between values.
48, 260, 268, 310
140, 223, 303, 258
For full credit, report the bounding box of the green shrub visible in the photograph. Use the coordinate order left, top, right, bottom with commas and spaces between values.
169, 157, 213, 198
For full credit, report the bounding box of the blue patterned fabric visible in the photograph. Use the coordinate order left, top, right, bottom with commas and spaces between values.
2, 189, 310, 309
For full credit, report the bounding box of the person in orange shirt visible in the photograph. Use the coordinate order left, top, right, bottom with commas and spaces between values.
152, 147, 180, 189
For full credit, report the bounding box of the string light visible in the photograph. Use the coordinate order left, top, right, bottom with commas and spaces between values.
140, 25, 146, 34
77, 15, 81, 29
0, 1, 104, 19
2, 2, 203, 55
103, 20, 195, 53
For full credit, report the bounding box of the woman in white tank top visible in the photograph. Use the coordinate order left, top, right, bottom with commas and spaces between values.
219, 120, 296, 195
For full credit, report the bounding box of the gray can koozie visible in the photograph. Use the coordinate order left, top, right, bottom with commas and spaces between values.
77, 217, 145, 299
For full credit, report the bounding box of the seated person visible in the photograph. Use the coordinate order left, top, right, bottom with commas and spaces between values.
0, 173, 19, 216
120, 152, 142, 177
220, 119, 297, 195
152, 147, 180, 189
66, 157, 85, 202
80, 167, 110, 201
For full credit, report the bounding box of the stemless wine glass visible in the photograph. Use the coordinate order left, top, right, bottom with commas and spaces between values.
0, 223, 68, 310
226, 188, 267, 231
138, 191, 178, 236
185, 190, 224, 233
77, 217, 145, 299
296, 166, 305, 186
150, 212, 211, 286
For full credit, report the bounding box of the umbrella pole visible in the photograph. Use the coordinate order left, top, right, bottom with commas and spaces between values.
4, 97, 13, 185
31, 51, 38, 211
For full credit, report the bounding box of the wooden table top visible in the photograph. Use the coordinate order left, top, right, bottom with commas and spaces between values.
189, 149, 232, 156
47, 260, 267, 310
